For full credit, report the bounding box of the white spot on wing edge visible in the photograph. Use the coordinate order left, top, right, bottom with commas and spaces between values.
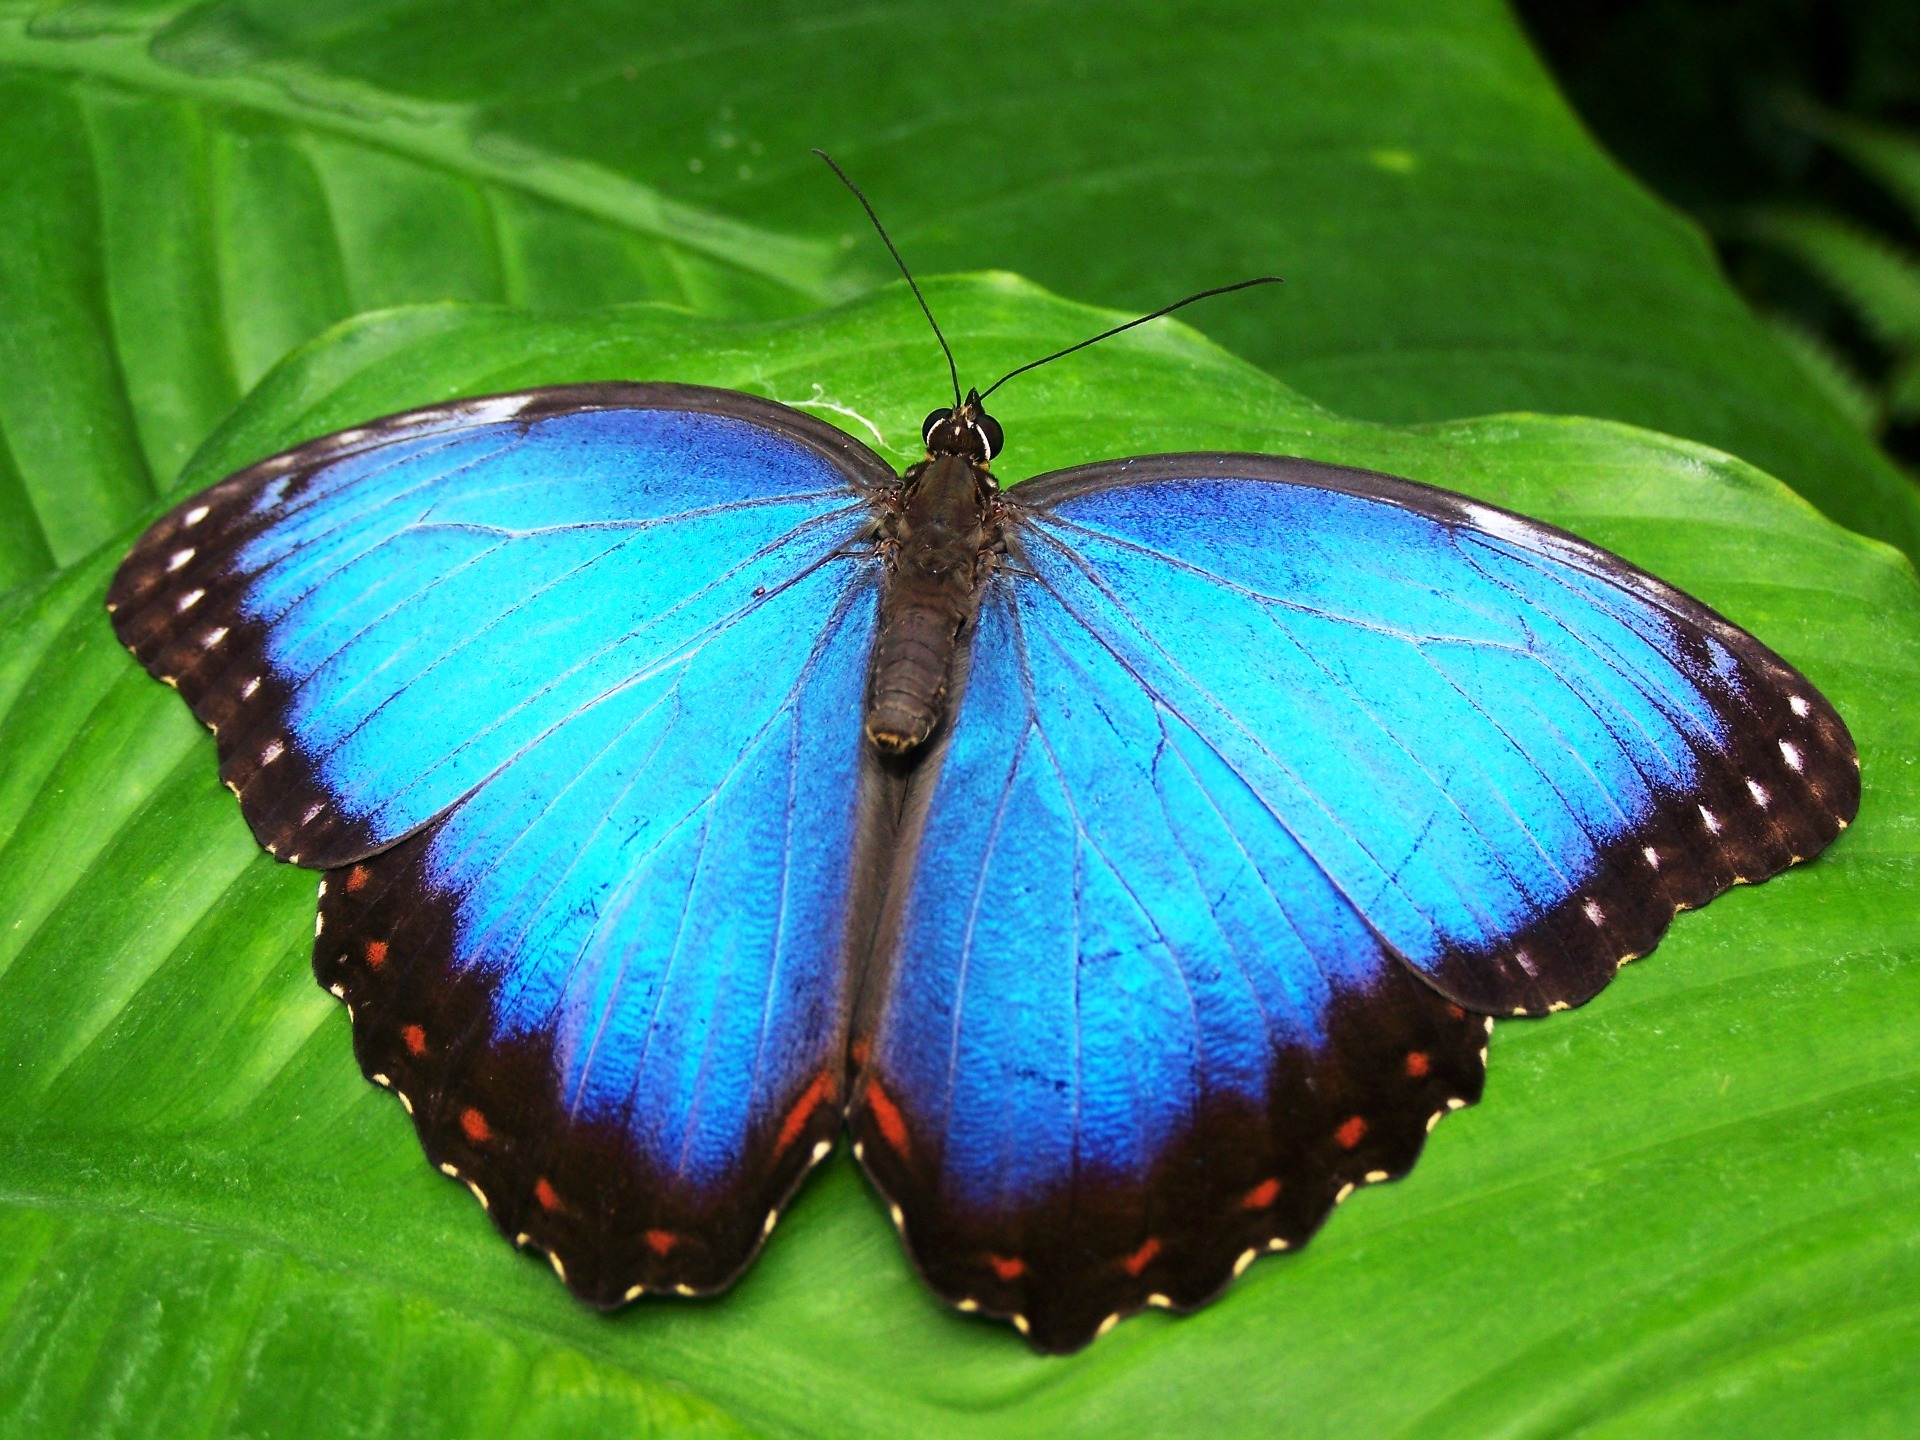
809, 1139, 833, 1163
1790, 694, 1810, 717
624, 1284, 645, 1302
1781, 739, 1803, 772
167, 548, 195, 571
1233, 1248, 1259, 1276
1747, 778, 1770, 807
261, 740, 284, 765
241, 676, 260, 700
176, 588, 204, 612
462, 393, 536, 425
314, 912, 324, 937
1096, 1313, 1121, 1338
439, 1162, 458, 1177
1582, 898, 1604, 926
183, 505, 210, 527
1699, 805, 1721, 835
1643, 845, 1661, 868
466, 1180, 490, 1211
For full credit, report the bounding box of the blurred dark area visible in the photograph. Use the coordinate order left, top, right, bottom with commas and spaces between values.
1518, 0, 1920, 473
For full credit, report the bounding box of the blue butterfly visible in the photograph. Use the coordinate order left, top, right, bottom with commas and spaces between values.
105, 157, 1856, 1350
107, 370, 1856, 1350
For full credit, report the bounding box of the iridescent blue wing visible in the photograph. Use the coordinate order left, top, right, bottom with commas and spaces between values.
110, 385, 895, 1299
851, 454, 1857, 1352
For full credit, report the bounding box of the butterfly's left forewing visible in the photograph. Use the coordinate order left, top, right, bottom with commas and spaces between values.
108, 385, 891, 866
851, 453, 1856, 1352
110, 385, 895, 1300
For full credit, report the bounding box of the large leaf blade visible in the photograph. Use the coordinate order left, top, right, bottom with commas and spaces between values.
0, 286, 1912, 1438
6, 0, 1918, 585
0, 1, 848, 580
130, 0, 1920, 559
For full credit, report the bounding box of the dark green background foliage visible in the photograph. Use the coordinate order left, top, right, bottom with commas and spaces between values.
0, 3, 1916, 1436
1521, 0, 1920, 468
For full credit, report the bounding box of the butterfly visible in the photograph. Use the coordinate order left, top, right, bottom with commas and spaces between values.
104, 164, 1858, 1354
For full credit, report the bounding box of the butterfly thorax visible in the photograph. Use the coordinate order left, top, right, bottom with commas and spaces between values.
865, 449, 1000, 754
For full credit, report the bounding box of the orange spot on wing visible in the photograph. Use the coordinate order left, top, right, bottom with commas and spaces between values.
775, 1070, 835, 1156
347, 865, 370, 892
401, 1024, 426, 1056
1446, 1003, 1465, 1019
1121, 1237, 1161, 1276
1335, 1115, 1368, 1149
460, 1107, 491, 1144
864, 1080, 910, 1157
534, 1178, 562, 1212
850, 1037, 871, 1069
1241, 1177, 1281, 1209
365, 939, 388, 968
987, 1253, 1025, 1281
645, 1229, 678, 1256
1405, 1050, 1430, 1078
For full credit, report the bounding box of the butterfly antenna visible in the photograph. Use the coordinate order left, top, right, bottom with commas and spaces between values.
977, 276, 1283, 400
814, 149, 962, 409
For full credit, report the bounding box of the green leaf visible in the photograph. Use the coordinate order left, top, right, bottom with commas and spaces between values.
2, 284, 1915, 1439
1761, 312, 1883, 435
1892, 355, 1920, 425
4, 0, 1918, 578
1783, 102, 1920, 233
1741, 206, 1920, 353
0, 2, 846, 576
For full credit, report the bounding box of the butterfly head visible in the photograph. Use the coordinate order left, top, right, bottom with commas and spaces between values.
922, 388, 1003, 466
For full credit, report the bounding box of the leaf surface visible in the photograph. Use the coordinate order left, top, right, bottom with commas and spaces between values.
3, 0, 1917, 584
0, 286, 1914, 1439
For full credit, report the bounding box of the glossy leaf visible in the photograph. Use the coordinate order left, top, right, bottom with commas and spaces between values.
0, 285, 1914, 1438
3, 0, 1918, 587
0, 1, 843, 577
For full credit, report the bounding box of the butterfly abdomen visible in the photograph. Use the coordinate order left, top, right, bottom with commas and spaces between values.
866, 454, 996, 754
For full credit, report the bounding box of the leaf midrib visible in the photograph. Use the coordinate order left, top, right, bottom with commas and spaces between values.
0, 12, 851, 302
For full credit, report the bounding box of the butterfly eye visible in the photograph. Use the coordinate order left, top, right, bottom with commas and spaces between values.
922, 408, 954, 448
974, 411, 1004, 462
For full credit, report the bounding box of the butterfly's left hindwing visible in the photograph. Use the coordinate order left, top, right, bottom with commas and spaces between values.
851, 454, 1856, 1352
315, 551, 878, 1299
110, 384, 895, 1300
